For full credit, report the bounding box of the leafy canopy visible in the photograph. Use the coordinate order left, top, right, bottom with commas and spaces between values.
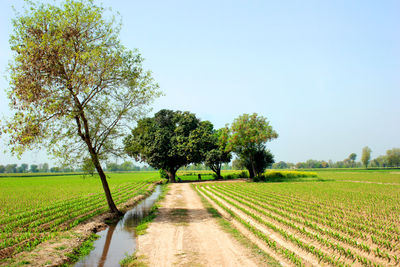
228, 113, 278, 178
228, 113, 278, 155
361, 146, 372, 168
3, 0, 160, 164
204, 127, 232, 178
124, 109, 213, 181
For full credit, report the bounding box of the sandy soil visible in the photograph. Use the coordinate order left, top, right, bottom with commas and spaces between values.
135, 183, 263, 267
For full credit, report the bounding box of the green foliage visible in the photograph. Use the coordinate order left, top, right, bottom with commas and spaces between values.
82, 157, 95, 176
234, 149, 274, 177
0, 172, 160, 256
159, 169, 169, 179
66, 234, 99, 263
3, 0, 160, 214
124, 109, 213, 182
228, 113, 278, 178
3, 0, 160, 164
217, 170, 249, 179
204, 126, 232, 179
361, 146, 372, 168
386, 148, 400, 167
135, 205, 158, 235
254, 170, 318, 182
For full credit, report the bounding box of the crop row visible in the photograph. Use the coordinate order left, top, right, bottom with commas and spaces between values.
196, 183, 400, 266
220, 183, 399, 248
0, 181, 152, 258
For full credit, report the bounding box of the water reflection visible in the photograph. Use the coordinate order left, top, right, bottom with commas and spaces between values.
75, 185, 162, 267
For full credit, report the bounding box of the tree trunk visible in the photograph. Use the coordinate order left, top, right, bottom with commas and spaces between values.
73, 101, 120, 215
247, 166, 255, 178
93, 159, 121, 215
251, 157, 257, 178
216, 169, 221, 179
167, 170, 176, 183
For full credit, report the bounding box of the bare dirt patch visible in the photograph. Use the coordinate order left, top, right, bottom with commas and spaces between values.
135, 183, 264, 267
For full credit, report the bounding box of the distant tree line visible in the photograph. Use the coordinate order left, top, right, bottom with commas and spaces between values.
0, 161, 159, 174
105, 161, 156, 172
271, 147, 400, 169
0, 163, 50, 173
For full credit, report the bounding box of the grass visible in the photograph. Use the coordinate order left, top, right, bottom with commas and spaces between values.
134, 184, 169, 235
63, 233, 99, 265
120, 252, 148, 267
119, 184, 169, 266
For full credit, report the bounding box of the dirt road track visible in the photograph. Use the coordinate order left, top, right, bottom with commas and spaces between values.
136, 183, 263, 267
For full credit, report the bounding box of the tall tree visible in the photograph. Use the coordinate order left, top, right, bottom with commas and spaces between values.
228, 113, 278, 178
386, 148, 400, 167
235, 149, 274, 177
204, 127, 232, 179
348, 153, 357, 167
20, 163, 29, 173
2, 0, 160, 214
361, 146, 372, 168
5, 164, 17, 173
30, 164, 39, 173
124, 109, 212, 182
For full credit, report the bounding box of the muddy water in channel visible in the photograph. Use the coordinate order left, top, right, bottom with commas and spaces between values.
75, 185, 162, 267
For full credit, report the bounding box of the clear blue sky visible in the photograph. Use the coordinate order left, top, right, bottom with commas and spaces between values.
0, 0, 399, 165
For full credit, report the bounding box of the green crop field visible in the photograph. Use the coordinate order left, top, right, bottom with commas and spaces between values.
314, 169, 400, 184
0, 172, 160, 261
195, 170, 400, 266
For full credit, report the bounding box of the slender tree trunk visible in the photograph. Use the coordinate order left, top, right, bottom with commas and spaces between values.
93, 157, 121, 215
72, 96, 120, 215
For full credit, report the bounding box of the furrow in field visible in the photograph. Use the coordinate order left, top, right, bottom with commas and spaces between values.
193, 185, 294, 267
218, 184, 398, 253
202, 185, 358, 266
226, 183, 399, 246
209, 185, 395, 266
200, 185, 353, 266
195, 185, 306, 266
241, 184, 400, 236
0, 182, 150, 255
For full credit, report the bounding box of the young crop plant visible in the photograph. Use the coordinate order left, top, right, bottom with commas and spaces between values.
0, 175, 157, 260
197, 181, 400, 267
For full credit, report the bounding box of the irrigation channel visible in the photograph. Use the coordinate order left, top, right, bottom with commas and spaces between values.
75, 185, 162, 267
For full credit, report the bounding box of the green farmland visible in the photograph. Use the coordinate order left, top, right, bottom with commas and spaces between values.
1, 169, 400, 266
0, 172, 160, 262
195, 169, 400, 266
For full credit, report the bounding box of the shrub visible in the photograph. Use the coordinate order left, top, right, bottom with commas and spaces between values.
253, 171, 317, 182
159, 169, 169, 179
221, 170, 249, 180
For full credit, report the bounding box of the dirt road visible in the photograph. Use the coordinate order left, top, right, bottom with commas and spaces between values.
135, 183, 263, 267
